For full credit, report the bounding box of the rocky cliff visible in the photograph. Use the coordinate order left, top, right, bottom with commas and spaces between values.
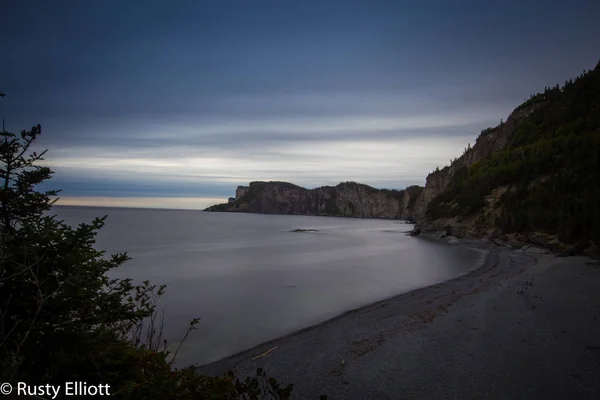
411, 103, 540, 224
413, 61, 600, 257
235, 186, 249, 200
205, 181, 422, 220
206, 62, 599, 257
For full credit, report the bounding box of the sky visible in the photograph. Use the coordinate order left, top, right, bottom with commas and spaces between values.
2, 0, 599, 209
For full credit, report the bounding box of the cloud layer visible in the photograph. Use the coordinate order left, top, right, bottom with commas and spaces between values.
39, 102, 503, 203
3, 1, 600, 209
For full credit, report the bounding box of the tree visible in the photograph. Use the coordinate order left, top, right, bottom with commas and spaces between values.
0, 122, 160, 383
425, 61, 600, 246
0, 117, 298, 398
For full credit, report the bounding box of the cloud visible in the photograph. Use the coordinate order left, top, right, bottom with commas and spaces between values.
20, 88, 508, 206
40, 104, 501, 149
43, 122, 479, 196
4, 0, 600, 209
54, 196, 223, 210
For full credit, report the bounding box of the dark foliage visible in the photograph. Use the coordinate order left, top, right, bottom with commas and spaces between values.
426, 60, 600, 244
405, 186, 424, 210
205, 202, 232, 212
0, 114, 301, 398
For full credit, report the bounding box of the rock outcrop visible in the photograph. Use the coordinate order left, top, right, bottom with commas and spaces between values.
411, 104, 539, 224
235, 186, 249, 200
205, 181, 422, 220
410, 60, 600, 258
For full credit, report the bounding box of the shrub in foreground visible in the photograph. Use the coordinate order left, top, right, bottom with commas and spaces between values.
0, 118, 298, 398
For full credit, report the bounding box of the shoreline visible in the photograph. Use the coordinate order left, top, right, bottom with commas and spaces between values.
203, 208, 416, 221
196, 237, 600, 399
196, 235, 495, 369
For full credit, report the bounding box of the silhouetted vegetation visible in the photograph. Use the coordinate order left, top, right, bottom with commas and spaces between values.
426, 60, 600, 244
205, 202, 232, 212
0, 116, 299, 398
478, 126, 500, 138
405, 185, 424, 210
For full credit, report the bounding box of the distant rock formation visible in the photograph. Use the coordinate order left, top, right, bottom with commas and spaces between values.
205, 181, 422, 220
235, 186, 249, 200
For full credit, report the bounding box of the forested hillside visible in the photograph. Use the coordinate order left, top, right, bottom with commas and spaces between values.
424, 60, 600, 249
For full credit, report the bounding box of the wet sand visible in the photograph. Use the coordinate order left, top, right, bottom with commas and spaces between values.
197, 237, 600, 400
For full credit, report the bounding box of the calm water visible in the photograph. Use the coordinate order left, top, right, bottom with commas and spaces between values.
53, 206, 485, 366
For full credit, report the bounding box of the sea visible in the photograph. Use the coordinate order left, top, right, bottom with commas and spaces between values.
52, 206, 486, 367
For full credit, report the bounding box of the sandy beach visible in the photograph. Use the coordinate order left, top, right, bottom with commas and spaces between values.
197, 237, 600, 400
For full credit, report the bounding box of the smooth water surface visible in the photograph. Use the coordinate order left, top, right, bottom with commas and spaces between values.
53, 206, 485, 366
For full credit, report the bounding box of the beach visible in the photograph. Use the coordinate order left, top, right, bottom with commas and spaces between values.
197, 237, 600, 400
55, 207, 485, 367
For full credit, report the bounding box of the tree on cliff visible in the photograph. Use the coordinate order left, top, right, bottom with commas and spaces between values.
425, 61, 600, 248
0, 111, 297, 397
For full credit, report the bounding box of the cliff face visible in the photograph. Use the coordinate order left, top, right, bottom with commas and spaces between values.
411, 104, 539, 224
206, 181, 422, 220
413, 61, 600, 257
235, 186, 249, 200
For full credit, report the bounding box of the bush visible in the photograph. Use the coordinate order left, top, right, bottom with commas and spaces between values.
0, 119, 300, 398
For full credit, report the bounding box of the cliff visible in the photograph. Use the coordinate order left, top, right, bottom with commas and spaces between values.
414, 60, 600, 257
411, 102, 540, 223
205, 181, 422, 220
206, 61, 600, 257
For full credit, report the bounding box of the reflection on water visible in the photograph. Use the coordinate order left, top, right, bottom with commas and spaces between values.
53, 206, 485, 366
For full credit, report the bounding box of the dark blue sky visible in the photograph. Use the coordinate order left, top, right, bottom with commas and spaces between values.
2, 0, 599, 208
